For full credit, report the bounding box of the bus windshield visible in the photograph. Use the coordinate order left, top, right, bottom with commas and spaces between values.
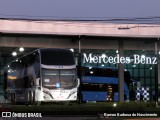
40, 49, 75, 65
42, 69, 77, 89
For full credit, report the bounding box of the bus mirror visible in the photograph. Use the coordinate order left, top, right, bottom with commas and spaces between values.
77, 78, 80, 87
36, 78, 40, 86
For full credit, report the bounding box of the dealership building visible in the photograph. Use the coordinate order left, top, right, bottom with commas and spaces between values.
0, 19, 160, 103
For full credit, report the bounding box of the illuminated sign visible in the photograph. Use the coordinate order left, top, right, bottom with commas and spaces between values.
83, 53, 157, 64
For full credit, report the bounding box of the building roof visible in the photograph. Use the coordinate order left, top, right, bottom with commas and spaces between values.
0, 19, 160, 38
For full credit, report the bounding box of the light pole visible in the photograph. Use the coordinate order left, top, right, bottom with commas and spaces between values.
78, 38, 82, 103
118, 40, 124, 102
155, 40, 159, 107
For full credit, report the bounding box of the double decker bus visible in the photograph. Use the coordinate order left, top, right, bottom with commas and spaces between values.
81, 66, 132, 102
4, 48, 79, 105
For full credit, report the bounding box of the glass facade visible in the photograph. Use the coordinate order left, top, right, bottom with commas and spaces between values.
75, 49, 157, 102
0, 47, 159, 102
0, 57, 11, 96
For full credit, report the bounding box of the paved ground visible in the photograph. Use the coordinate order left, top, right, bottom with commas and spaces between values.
126, 118, 160, 120
0, 117, 98, 120
1, 117, 160, 120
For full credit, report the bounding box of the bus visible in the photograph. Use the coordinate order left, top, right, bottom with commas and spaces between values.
80, 66, 132, 102
4, 48, 79, 105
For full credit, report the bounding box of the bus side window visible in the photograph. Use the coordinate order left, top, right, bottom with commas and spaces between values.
102, 69, 114, 77
114, 70, 118, 77
29, 52, 39, 65
24, 76, 34, 88
35, 52, 40, 63
29, 76, 34, 87
94, 68, 102, 76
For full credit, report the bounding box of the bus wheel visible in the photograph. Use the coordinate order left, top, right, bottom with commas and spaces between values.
33, 101, 41, 106
11, 93, 16, 104
37, 101, 41, 106
29, 91, 34, 104
26, 91, 32, 106
32, 91, 36, 105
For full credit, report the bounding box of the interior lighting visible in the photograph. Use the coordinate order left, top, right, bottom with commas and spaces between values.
101, 64, 104, 67
90, 71, 93, 74
116, 50, 119, 54
89, 67, 92, 69
8, 69, 11, 73
132, 65, 136, 68
101, 54, 106, 58
19, 47, 24, 52
70, 48, 74, 52
12, 52, 17, 56
141, 55, 145, 59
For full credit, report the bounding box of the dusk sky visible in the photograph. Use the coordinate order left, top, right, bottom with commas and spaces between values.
0, 0, 160, 22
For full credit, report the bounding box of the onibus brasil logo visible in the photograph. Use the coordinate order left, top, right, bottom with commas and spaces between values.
2, 112, 42, 118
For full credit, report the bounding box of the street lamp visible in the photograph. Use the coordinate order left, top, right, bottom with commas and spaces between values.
155, 40, 159, 107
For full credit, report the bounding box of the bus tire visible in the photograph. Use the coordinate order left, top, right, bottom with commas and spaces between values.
35, 101, 41, 106
28, 90, 37, 105
11, 92, 16, 104
29, 91, 33, 104
26, 91, 32, 106
32, 90, 36, 105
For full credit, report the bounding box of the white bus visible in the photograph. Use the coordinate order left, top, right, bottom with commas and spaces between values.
4, 48, 79, 105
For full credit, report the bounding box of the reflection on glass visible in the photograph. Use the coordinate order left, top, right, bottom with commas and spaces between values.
42, 69, 77, 89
